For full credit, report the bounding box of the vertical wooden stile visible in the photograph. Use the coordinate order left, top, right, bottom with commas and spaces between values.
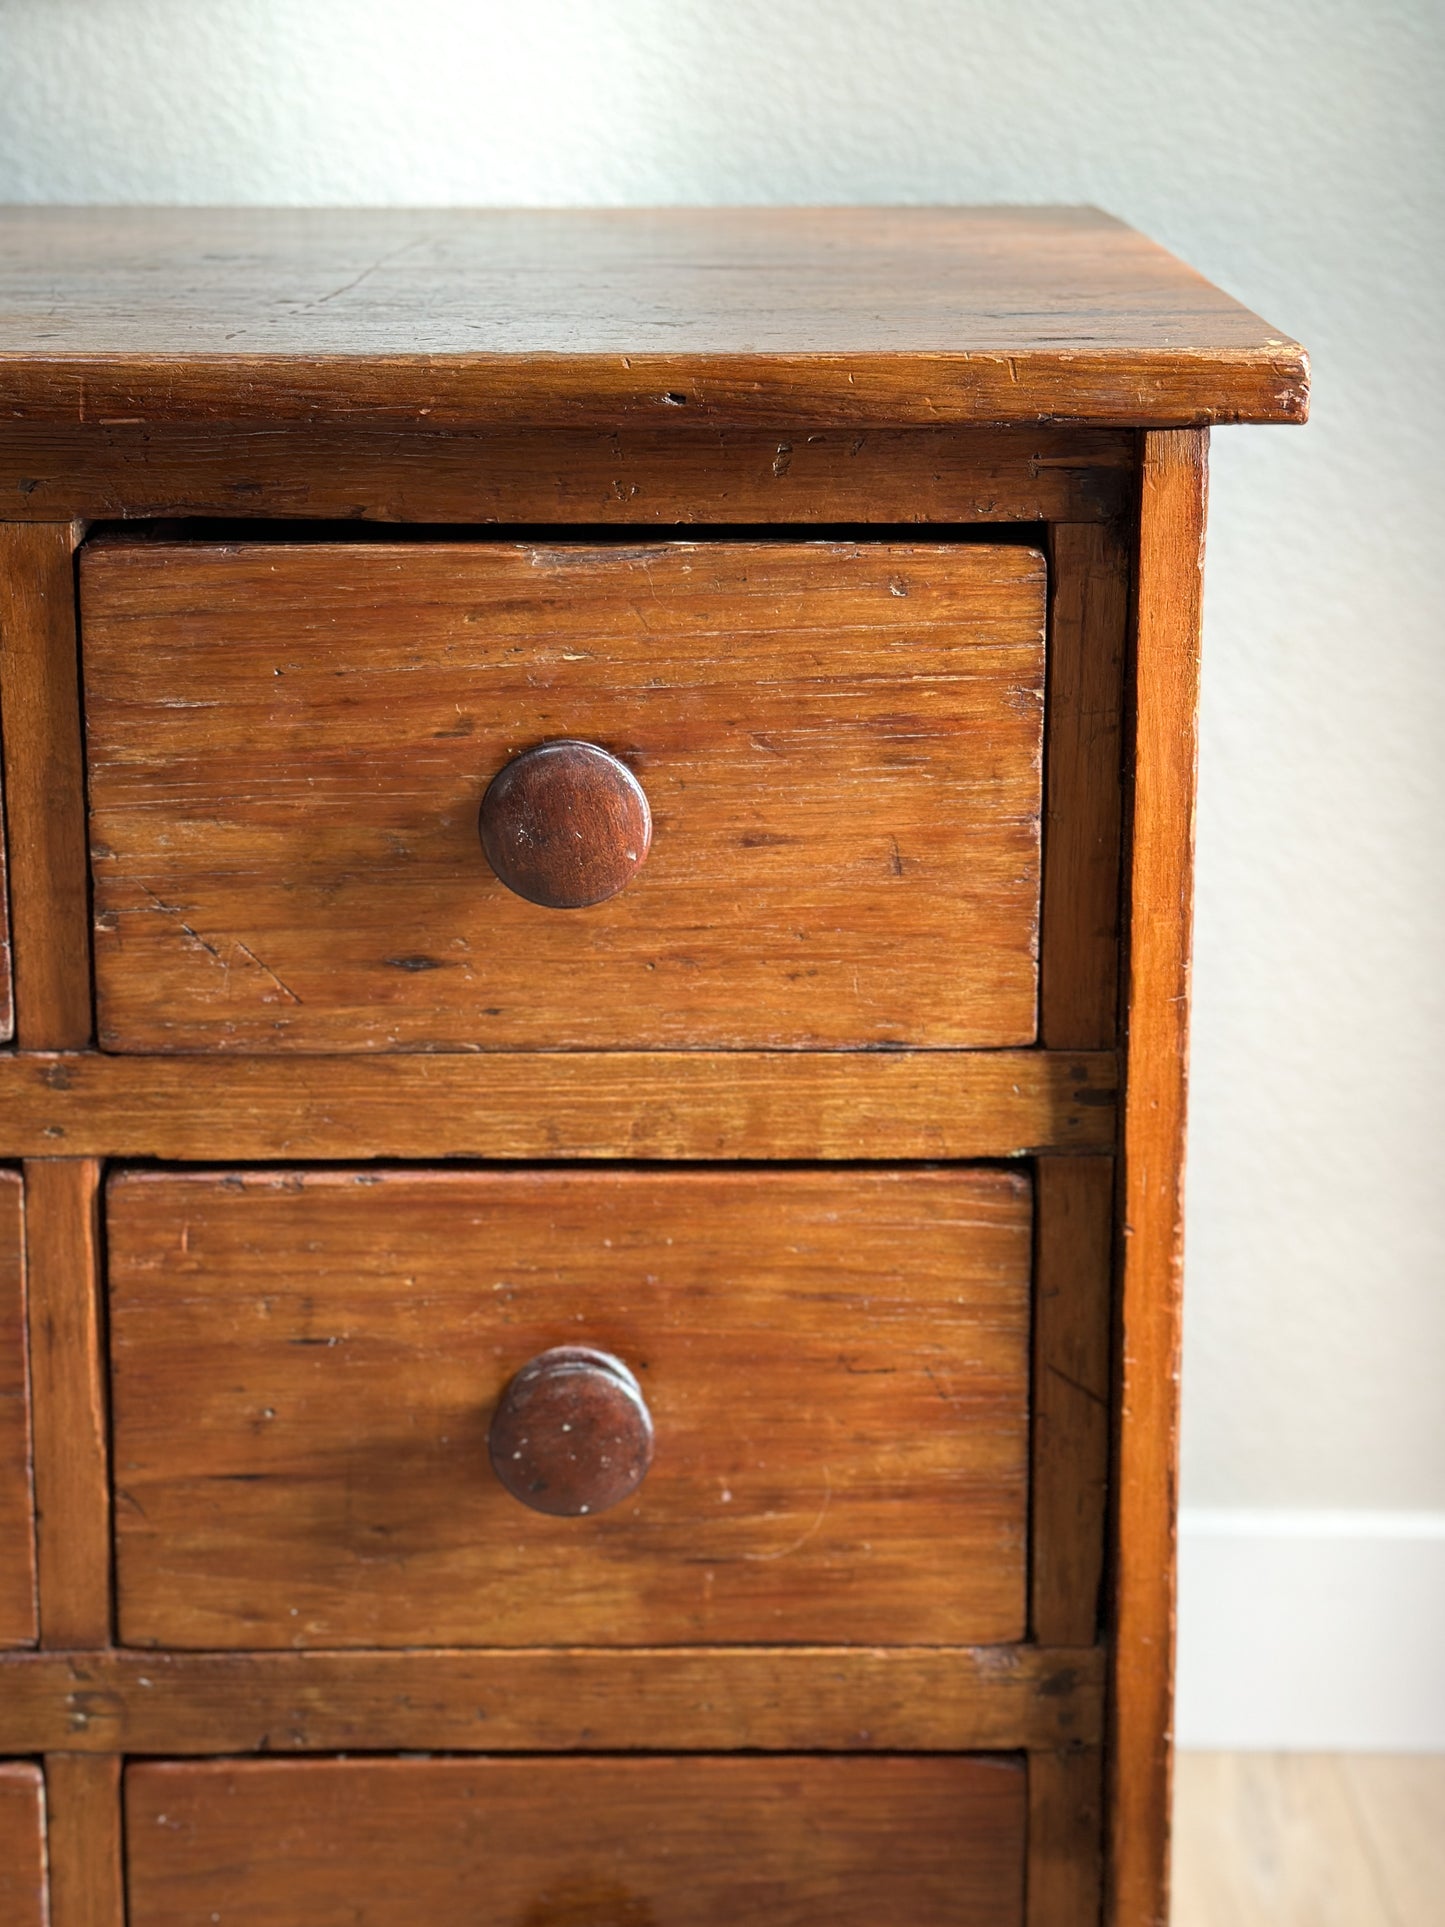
0, 741, 12, 1041
45, 1753, 123, 1927
1028, 1747, 1104, 1927
1028, 506, 1130, 1926
0, 1169, 38, 1646
1031, 1156, 1114, 1645
1107, 428, 1209, 1927
1041, 519, 1129, 1050
0, 520, 92, 1049
24, 1158, 110, 1647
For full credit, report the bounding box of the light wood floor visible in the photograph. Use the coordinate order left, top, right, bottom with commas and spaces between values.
1173, 1754, 1445, 1926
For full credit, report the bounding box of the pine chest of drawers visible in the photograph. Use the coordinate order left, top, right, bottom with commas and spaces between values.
0, 206, 1307, 1927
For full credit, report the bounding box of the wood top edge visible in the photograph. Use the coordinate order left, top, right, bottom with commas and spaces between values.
0, 203, 1308, 426
0, 342, 1310, 428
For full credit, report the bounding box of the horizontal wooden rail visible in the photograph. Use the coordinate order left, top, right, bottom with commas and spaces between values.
0, 1049, 1115, 1161
0, 422, 1133, 525
0, 1645, 1103, 1754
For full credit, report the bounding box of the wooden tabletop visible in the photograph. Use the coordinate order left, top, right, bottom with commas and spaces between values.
0, 205, 1307, 429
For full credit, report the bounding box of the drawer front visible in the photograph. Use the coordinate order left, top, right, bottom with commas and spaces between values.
0, 1171, 36, 1646
126, 1755, 1026, 1927
110, 1166, 1031, 1649
82, 539, 1045, 1051
0, 1764, 46, 1927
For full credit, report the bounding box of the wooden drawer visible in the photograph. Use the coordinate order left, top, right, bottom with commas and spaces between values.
109, 1165, 1031, 1649
0, 1170, 36, 1647
81, 537, 1045, 1051
0, 1763, 46, 1927
125, 1755, 1026, 1926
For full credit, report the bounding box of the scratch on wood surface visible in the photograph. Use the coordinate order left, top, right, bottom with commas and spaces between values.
742, 1469, 833, 1562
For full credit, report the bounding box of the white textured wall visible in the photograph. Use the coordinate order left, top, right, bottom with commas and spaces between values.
3, 0, 1442, 1734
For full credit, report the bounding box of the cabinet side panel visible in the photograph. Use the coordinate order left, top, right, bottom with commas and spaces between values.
1108, 428, 1208, 1927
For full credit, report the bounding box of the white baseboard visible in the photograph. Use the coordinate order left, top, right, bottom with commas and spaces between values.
1176, 1508, 1445, 1751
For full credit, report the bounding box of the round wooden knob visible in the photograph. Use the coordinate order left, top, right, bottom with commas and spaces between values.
479, 740, 651, 909
488, 1347, 654, 1517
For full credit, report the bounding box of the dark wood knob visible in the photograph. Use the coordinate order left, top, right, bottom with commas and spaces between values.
479, 739, 651, 909
488, 1347, 654, 1517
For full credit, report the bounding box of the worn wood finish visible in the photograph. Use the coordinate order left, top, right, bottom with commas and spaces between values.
45, 1753, 123, 1927
110, 1166, 1031, 1649
1108, 429, 1209, 1927
480, 740, 654, 909
23, 1159, 109, 1648
0, 763, 11, 1041
0, 207, 1308, 427
0, 1644, 1103, 1755
0, 422, 1135, 526
489, 1347, 655, 1517
1031, 1158, 1114, 1646
1029, 1748, 1104, 1927
0, 212, 1303, 1922
125, 1754, 1028, 1927
0, 1047, 1116, 1161
83, 537, 1046, 1052
0, 1169, 37, 1645
0, 521, 91, 1049
1041, 519, 1129, 1048
0, 1761, 47, 1927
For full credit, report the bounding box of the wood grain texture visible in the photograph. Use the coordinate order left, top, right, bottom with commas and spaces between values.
1028, 1748, 1104, 1927
0, 521, 91, 1049
0, 1644, 1104, 1754
0, 422, 1134, 525
0, 1048, 1117, 1161
1031, 1158, 1113, 1646
1338, 1755, 1445, 1927
23, 1159, 109, 1648
0, 1761, 46, 1927
1108, 429, 1209, 1927
0, 1168, 37, 1645
1172, 1754, 1445, 1927
0, 206, 1307, 427
109, 1166, 1031, 1649
124, 1754, 1027, 1927
83, 537, 1045, 1052
1041, 519, 1128, 1047
45, 1753, 122, 1927
0, 758, 11, 1041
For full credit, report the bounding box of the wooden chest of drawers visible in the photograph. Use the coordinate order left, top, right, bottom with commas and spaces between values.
0, 206, 1307, 1927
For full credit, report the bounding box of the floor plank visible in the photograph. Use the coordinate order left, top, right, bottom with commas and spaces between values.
1171, 1753, 1406, 1927
1341, 1755, 1445, 1927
